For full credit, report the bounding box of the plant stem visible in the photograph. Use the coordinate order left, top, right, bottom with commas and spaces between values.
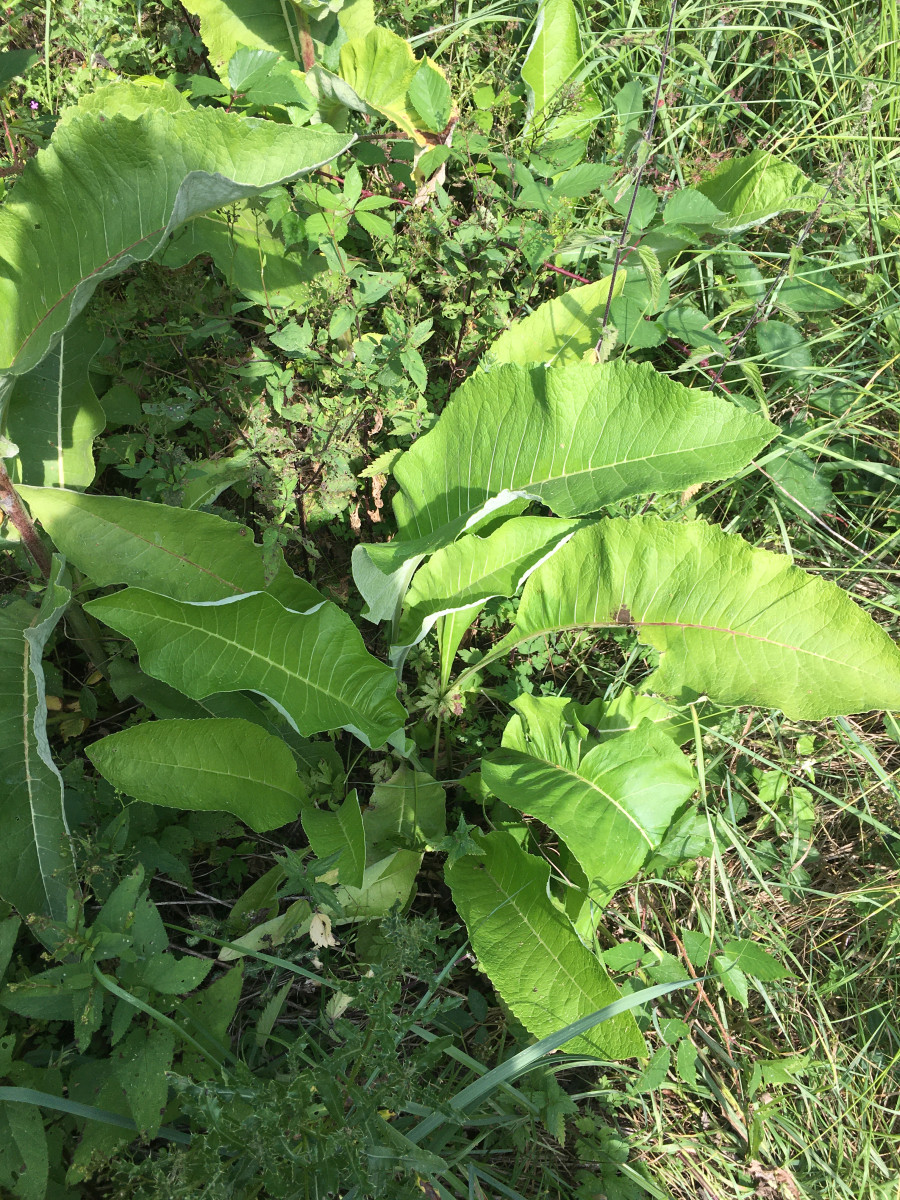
595, 0, 679, 351
0, 459, 52, 579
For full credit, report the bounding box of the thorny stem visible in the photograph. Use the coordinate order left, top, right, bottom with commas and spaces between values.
596, 0, 679, 350
0, 460, 114, 673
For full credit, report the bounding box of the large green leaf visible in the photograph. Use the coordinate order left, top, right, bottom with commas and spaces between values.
483, 517, 900, 719
521, 0, 600, 140
698, 150, 824, 233
352, 360, 775, 621
445, 831, 645, 1059
0, 558, 74, 920
183, 0, 371, 76
180, 0, 322, 75
487, 276, 624, 367
483, 695, 696, 895
84, 588, 406, 747
336, 28, 449, 144
86, 718, 307, 832
157, 200, 326, 309
332, 849, 421, 921
395, 516, 585, 656
0, 84, 353, 407
6, 314, 104, 489
18, 488, 322, 610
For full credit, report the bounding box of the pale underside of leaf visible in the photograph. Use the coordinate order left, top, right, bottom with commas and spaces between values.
85, 587, 406, 747
0, 98, 353, 394
395, 515, 586, 654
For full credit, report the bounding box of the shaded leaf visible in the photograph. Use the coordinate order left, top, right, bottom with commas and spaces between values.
111, 1026, 175, 1138
87, 718, 307, 832
158, 199, 327, 309
6, 313, 104, 489
302, 790, 367, 887
362, 765, 446, 861
0, 558, 74, 920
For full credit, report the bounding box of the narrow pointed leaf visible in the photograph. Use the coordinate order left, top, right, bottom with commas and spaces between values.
87, 718, 307, 832
0, 89, 353, 400
396, 516, 585, 653
84, 588, 406, 746
0, 558, 74, 920
484, 702, 696, 895
7, 314, 104, 489
488, 517, 900, 719
19, 487, 322, 610
353, 360, 775, 620
445, 831, 645, 1059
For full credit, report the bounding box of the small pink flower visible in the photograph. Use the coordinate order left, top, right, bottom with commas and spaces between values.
29, 100, 38, 111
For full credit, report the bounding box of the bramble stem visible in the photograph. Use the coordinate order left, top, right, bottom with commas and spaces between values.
0, 459, 52, 579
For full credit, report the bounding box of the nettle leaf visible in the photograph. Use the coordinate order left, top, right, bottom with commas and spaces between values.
484, 695, 696, 895
485, 517, 900, 720
111, 1026, 175, 1139
395, 516, 586, 657
0, 84, 353, 408
19, 488, 323, 610
158, 199, 327, 309
84, 588, 407, 747
662, 188, 725, 227
6, 313, 104, 489
87, 718, 307, 832
697, 149, 825, 233
445, 831, 645, 1060
1, 1099, 48, 1200
352, 360, 775, 621
488, 277, 625, 367
0, 557, 74, 921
